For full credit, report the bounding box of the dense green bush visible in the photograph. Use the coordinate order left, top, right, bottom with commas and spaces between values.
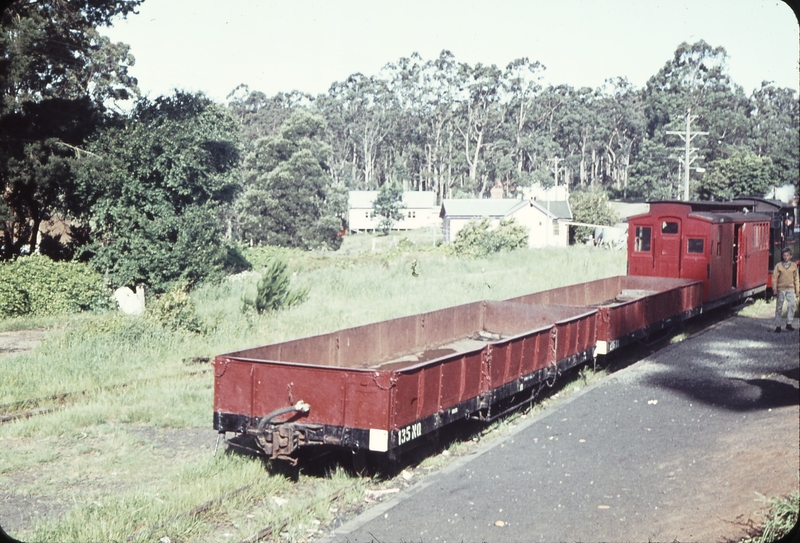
0, 255, 110, 318
568, 190, 620, 244
146, 283, 206, 334
242, 259, 308, 314
450, 217, 528, 257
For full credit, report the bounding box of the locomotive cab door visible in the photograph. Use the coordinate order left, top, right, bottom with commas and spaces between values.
655, 218, 682, 278
732, 223, 742, 289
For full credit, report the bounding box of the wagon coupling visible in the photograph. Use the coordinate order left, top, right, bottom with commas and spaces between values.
250, 401, 312, 463
256, 400, 311, 431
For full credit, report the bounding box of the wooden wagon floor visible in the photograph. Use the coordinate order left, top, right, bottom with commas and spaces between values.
593, 289, 657, 306
372, 333, 502, 371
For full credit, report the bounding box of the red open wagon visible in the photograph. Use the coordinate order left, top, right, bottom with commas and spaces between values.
506, 275, 703, 355
213, 300, 596, 462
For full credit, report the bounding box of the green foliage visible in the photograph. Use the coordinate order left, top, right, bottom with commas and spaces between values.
223, 243, 253, 275
0, 1, 141, 260
0, 255, 110, 318
742, 492, 799, 543
626, 139, 678, 201
749, 82, 799, 190
0, 281, 30, 318
569, 191, 621, 243
236, 110, 345, 250
696, 150, 775, 201
450, 217, 528, 257
372, 181, 405, 234
77, 91, 241, 294
146, 284, 206, 334
242, 259, 309, 314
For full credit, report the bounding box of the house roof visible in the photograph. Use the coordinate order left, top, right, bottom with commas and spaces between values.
530, 200, 572, 220
439, 199, 525, 218
349, 190, 437, 209
440, 198, 573, 220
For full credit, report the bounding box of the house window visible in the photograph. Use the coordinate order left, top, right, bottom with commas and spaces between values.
365, 212, 370, 218
687, 238, 704, 254
407, 211, 416, 219
716, 227, 722, 256
635, 226, 651, 252
552, 221, 559, 235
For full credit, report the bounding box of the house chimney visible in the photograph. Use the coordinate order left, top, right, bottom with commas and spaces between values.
490, 181, 503, 199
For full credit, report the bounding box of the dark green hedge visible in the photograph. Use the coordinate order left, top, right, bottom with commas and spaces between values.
0, 255, 111, 318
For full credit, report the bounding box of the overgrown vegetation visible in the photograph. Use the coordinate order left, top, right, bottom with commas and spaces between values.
0, 255, 110, 318
568, 190, 621, 244
449, 217, 529, 257
742, 491, 799, 543
146, 283, 207, 334
241, 258, 309, 314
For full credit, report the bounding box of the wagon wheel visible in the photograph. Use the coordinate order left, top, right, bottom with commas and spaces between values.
351, 449, 368, 476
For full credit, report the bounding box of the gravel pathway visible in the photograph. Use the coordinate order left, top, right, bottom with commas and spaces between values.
328, 307, 799, 543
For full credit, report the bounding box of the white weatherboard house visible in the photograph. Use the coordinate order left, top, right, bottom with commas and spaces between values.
348, 191, 439, 232
440, 198, 572, 248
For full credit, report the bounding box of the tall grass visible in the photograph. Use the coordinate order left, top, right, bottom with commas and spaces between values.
1, 243, 624, 404
0, 239, 625, 542
195, 243, 625, 354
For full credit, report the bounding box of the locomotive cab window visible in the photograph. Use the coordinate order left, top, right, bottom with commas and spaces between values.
634, 226, 651, 252
661, 221, 679, 234
687, 238, 704, 254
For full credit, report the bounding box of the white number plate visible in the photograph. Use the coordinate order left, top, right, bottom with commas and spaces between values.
397, 422, 422, 446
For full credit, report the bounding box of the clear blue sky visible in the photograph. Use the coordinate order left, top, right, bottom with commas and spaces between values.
103, 0, 799, 103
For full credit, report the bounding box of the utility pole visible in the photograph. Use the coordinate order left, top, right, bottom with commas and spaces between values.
547, 157, 563, 246
666, 108, 707, 201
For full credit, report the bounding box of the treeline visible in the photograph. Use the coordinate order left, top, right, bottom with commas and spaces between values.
1, 0, 797, 295
231, 44, 797, 202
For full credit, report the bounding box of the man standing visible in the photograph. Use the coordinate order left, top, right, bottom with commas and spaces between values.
773, 247, 799, 332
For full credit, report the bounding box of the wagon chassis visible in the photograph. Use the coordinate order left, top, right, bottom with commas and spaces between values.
216, 346, 596, 464
213, 276, 722, 465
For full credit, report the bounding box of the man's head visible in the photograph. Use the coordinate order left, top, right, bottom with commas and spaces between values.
782, 247, 793, 261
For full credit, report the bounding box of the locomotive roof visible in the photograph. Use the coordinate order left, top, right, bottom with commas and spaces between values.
646, 198, 795, 214
730, 196, 796, 214
688, 211, 771, 223
628, 201, 771, 224
647, 200, 752, 213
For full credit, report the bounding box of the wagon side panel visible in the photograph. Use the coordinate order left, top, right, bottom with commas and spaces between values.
213, 357, 256, 432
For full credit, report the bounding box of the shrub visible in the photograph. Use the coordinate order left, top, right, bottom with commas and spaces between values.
0, 255, 110, 318
242, 259, 308, 314
569, 190, 620, 244
450, 217, 528, 257
0, 281, 30, 317
742, 491, 799, 543
146, 283, 206, 334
